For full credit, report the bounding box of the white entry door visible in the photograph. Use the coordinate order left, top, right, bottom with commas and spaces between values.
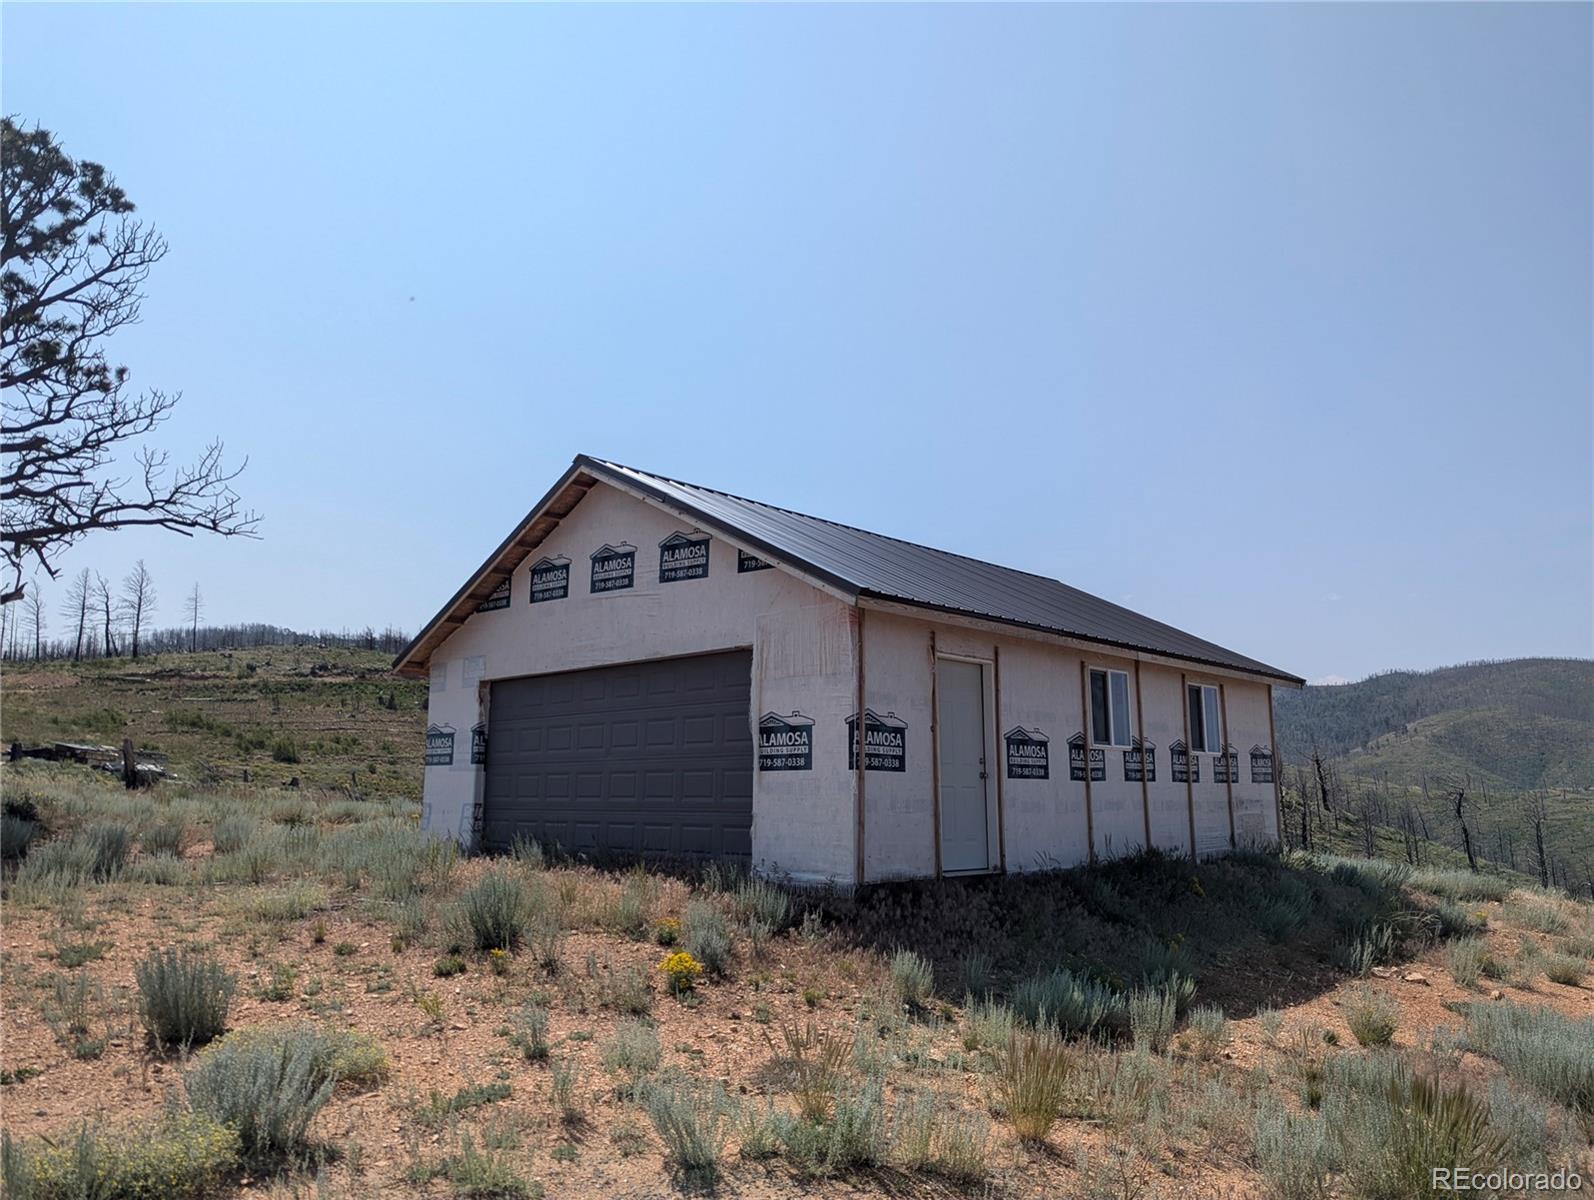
937, 659, 991, 873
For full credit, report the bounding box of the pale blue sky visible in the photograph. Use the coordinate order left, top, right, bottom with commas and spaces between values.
4, 3, 1590, 683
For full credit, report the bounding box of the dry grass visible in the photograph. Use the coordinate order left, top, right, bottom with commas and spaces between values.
3, 757, 1592, 1199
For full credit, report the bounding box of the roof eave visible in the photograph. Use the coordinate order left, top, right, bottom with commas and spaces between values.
574, 455, 862, 604
855, 591, 1305, 687
391, 461, 598, 677
392, 454, 868, 679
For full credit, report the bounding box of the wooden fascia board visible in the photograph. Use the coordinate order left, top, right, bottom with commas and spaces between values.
854, 596, 1302, 688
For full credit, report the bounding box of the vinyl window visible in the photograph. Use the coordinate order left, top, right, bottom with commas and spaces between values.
1187, 683, 1222, 753
1089, 668, 1133, 749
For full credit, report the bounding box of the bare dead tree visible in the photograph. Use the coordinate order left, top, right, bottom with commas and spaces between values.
1397, 799, 1422, 866
184, 580, 203, 652
58, 564, 90, 659
1525, 792, 1552, 890
23, 581, 44, 658
1445, 775, 1479, 873
1291, 764, 1313, 850
1356, 788, 1378, 857
1311, 746, 1334, 813
119, 558, 154, 658
1, 119, 258, 605
93, 569, 117, 655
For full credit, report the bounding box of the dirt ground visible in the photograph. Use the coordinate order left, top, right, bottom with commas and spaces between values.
5, 845, 1591, 1200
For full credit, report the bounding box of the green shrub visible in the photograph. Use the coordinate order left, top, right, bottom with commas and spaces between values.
186, 1025, 338, 1164
510, 1001, 550, 1061
1253, 1104, 1331, 1200
1486, 1077, 1553, 1172
1446, 938, 1491, 987
923, 1106, 990, 1184
782, 1020, 851, 1122
601, 1019, 661, 1089
1345, 988, 1399, 1048
1560, 930, 1594, 960
1506, 898, 1569, 934
1409, 868, 1511, 903
46, 971, 107, 1060
1187, 1004, 1231, 1060
597, 961, 651, 1015
141, 820, 186, 858
1010, 966, 1122, 1038
776, 1078, 889, 1175
1257, 891, 1314, 942
1256, 1004, 1285, 1042
428, 1129, 541, 1199
509, 833, 544, 869
269, 736, 300, 764
550, 1055, 582, 1123
961, 997, 1015, 1052
319, 1028, 389, 1086
738, 1100, 781, 1160
824, 1076, 888, 1170
83, 821, 133, 880
1460, 1000, 1594, 1115
0, 1113, 239, 1200
127, 856, 188, 885
606, 869, 654, 938
527, 910, 564, 974
458, 868, 528, 952
888, 949, 933, 1009
1542, 952, 1586, 987
641, 1077, 731, 1181
1, 814, 38, 861
412, 1080, 513, 1129
995, 1028, 1072, 1143
135, 946, 235, 1048
433, 953, 466, 978
1329, 857, 1412, 895
1335, 922, 1398, 977
362, 824, 456, 900
733, 877, 791, 931
12, 836, 95, 899
1430, 899, 1484, 940
683, 899, 732, 976
958, 949, 994, 999
257, 962, 297, 1002
1347, 1070, 1506, 1200
234, 836, 283, 884
20, 824, 133, 891
1128, 984, 1179, 1053
250, 880, 327, 922
210, 815, 256, 855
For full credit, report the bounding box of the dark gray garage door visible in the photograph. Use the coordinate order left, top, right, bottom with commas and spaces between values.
483, 650, 753, 860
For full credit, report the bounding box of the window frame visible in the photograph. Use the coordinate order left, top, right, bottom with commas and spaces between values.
1088, 666, 1135, 750
1186, 682, 1223, 754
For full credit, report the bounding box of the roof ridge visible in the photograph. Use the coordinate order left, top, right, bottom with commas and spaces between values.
589, 456, 1072, 589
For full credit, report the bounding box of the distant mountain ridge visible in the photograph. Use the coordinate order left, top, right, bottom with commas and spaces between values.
1274, 658, 1594, 792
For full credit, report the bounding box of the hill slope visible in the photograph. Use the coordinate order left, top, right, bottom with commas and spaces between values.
1274, 658, 1594, 791
2, 646, 426, 798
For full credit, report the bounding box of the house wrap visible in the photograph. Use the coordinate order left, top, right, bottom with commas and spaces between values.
394, 456, 1301, 885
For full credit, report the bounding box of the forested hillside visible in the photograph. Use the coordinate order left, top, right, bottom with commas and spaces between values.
1273, 658, 1593, 895
1274, 658, 1594, 790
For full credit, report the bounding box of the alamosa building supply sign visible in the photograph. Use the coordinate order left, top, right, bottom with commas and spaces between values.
846, 709, 908, 772
658, 532, 710, 583
590, 543, 636, 593
1004, 726, 1050, 779
758, 711, 814, 771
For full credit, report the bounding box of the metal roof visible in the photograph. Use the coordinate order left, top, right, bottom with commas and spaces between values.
394, 454, 1302, 685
